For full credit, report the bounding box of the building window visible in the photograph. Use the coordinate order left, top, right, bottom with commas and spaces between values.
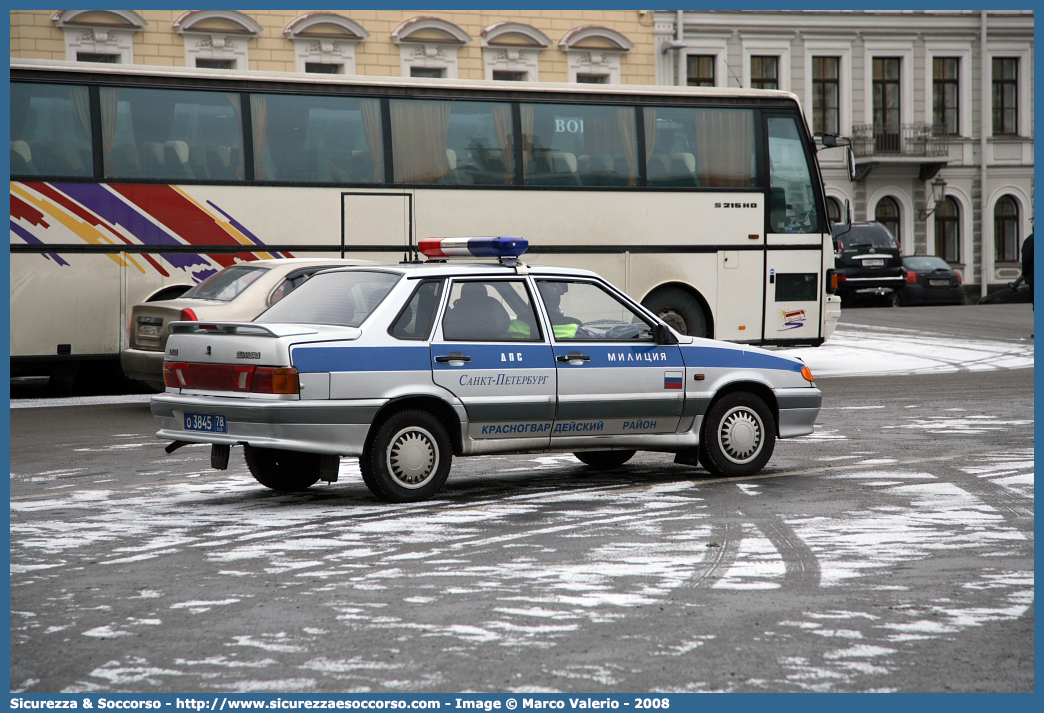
306, 63, 343, 74
873, 58, 901, 153
992, 58, 1019, 136
812, 57, 840, 134
76, 52, 120, 64
53, 10, 146, 65
933, 57, 960, 136
750, 56, 778, 90
994, 196, 1020, 262
393, 17, 472, 80
481, 22, 549, 82
174, 10, 262, 71
875, 197, 901, 246
686, 55, 715, 87
195, 59, 235, 70
284, 13, 368, 75
559, 25, 634, 85
934, 197, 960, 263
826, 197, 842, 225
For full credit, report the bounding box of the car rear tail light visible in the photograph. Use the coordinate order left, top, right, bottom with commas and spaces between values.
906, 271, 919, 284
180, 308, 198, 321
825, 269, 838, 294
835, 239, 843, 252
162, 362, 299, 394
956, 270, 963, 284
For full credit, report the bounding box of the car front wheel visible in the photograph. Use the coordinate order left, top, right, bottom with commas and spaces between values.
360, 410, 452, 503
244, 445, 322, 492
700, 392, 776, 477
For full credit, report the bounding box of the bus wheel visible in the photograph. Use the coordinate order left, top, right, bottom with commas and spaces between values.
244, 445, 322, 492
643, 289, 707, 337
574, 450, 636, 469
360, 410, 452, 503
700, 392, 776, 477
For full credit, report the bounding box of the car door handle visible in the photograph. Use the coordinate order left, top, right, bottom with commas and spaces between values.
435, 352, 471, 363
557, 352, 590, 362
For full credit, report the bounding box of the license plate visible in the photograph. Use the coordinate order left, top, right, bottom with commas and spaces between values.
929, 279, 950, 286
184, 413, 227, 433
137, 324, 161, 339
862, 258, 885, 267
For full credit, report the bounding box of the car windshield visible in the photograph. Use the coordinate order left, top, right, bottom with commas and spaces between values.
836, 225, 897, 250
256, 270, 400, 327
182, 265, 266, 301
904, 256, 952, 271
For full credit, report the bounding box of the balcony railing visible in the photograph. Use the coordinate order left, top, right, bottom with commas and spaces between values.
851, 123, 950, 158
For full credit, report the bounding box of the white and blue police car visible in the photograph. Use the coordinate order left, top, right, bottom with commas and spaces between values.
152, 238, 821, 502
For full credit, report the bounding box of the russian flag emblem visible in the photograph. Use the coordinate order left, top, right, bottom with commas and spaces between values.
664, 371, 683, 390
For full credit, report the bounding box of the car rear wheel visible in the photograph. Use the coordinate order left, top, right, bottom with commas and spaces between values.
244, 445, 322, 492
573, 450, 636, 469
890, 292, 904, 307
642, 288, 708, 338
360, 410, 452, 503
700, 392, 776, 477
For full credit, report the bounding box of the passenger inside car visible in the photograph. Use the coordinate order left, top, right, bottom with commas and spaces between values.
537, 282, 586, 339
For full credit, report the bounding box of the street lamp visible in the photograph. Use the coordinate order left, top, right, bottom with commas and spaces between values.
917, 176, 948, 220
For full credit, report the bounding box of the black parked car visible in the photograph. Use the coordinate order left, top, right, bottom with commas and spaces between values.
978, 275, 1032, 304
893, 255, 967, 307
831, 222, 905, 305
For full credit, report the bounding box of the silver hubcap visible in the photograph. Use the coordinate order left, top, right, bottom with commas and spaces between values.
386, 426, 439, 489
717, 406, 764, 464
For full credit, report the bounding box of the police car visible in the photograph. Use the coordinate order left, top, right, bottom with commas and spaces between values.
152, 238, 821, 502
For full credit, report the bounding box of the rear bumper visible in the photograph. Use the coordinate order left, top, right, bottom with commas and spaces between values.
899, 283, 966, 305
120, 348, 165, 383
150, 393, 385, 457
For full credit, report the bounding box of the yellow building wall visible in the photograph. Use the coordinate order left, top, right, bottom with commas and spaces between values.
10, 10, 657, 85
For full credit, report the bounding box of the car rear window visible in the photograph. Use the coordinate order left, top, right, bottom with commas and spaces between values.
904, 256, 951, 271
256, 270, 400, 327
836, 225, 897, 249
182, 265, 266, 301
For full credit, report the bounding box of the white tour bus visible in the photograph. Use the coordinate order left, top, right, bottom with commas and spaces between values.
10, 59, 847, 386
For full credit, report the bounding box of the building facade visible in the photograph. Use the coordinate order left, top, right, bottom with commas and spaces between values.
655, 10, 1034, 294
9, 9, 1034, 293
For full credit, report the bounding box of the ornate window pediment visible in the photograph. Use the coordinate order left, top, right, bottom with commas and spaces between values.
392, 17, 472, 79
481, 22, 550, 82
285, 13, 369, 74
174, 10, 261, 71
53, 10, 146, 64
559, 26, 634, 84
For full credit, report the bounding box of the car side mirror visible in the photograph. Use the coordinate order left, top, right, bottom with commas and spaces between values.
654, 323, 679, 345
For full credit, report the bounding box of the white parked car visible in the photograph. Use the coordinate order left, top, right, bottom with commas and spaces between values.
151, 238, 821, 502
121, 258, 370, 389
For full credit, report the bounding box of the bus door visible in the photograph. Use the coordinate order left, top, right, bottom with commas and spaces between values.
340, 190, 413, 259
763, 115, 824, 344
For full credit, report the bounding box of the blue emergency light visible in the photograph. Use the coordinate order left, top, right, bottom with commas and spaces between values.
417, 237, 528, 263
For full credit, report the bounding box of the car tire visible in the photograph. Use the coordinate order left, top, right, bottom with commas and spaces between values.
573, 450, 636, 469
890, 292, 904, 308
360, 410, 452, 503
642, 288, 708, 338
700, 392, 776, 477
244, 445, 322, 492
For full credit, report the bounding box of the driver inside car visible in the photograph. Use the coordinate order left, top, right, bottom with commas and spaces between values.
537, 281, 589, 339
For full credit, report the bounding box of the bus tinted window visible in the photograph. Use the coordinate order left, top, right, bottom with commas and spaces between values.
10, 83, 93, 177
522, 104, 639, 187
252, 94, 383, 184
647, 107, 755, 188
100, 87, 244, 181
767, 116, 820, 233
389, 99, 512, 185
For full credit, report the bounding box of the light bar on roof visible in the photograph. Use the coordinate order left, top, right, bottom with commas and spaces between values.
418, 237, 528, 261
